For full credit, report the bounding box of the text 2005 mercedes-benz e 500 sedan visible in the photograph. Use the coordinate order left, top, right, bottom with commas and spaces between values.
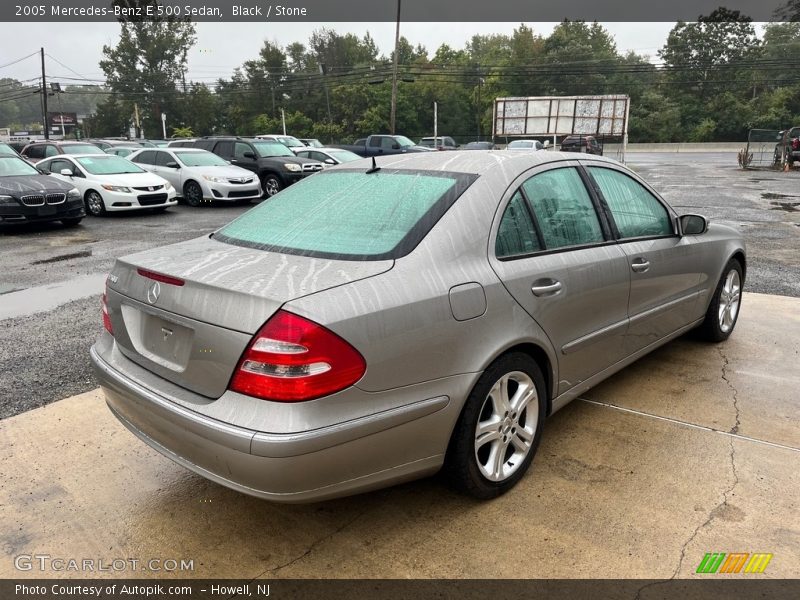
90, 151, 745, 502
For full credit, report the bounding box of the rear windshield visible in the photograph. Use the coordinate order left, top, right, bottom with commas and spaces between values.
215, 169, 477, 260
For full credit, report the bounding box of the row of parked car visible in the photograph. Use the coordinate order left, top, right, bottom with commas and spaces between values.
0, 132, 605, 228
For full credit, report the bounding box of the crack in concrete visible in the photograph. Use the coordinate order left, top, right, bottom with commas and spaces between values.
718, 346, 741, 435
634, 349, 742, 599
227, 508, 369, 596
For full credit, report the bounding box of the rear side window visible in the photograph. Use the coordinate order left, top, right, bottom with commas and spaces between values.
588, 167, 672, 239
496, 192, 541, 258
215, 169, 477, 260
521, 168, 604, 249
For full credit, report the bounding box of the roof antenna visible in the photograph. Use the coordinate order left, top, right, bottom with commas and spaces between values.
366, 156, 381, 174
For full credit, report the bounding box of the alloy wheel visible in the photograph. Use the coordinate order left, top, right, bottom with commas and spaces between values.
718, 269, 741, 333
474, 371, 538, 482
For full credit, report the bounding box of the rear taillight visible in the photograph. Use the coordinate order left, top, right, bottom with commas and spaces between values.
101, 291, 113, 335
229, 310, 366, 402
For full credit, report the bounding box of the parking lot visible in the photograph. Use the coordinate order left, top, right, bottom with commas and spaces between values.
1, 152, 799, 580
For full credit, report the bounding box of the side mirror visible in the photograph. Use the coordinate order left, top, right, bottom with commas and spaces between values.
324, 158, 335, 165
680, 214, 708, 235
392, 143, 400, 150
243, 151, 256, 159
60, 168, 73, 176
165, 161, 180, 169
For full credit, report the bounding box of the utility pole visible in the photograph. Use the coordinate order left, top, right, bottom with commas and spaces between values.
389, 0, 401, 134
319, 63, 332, 143
134, 103, 141, 139
41, 48, 49, 140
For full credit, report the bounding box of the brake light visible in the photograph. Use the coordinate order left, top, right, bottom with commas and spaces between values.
137, 268, 185, 287
101, 291, 113, 335
229, 310, 366, 402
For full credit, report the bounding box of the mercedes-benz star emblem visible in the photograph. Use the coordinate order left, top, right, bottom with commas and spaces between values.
146, 281, 161, 304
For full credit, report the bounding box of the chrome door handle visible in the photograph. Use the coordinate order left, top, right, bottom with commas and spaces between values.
531, 281, 563, 296
631, 259, 650, 273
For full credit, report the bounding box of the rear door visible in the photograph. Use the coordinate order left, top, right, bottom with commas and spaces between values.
489, 163, 631, 395
584, 163, 704, 354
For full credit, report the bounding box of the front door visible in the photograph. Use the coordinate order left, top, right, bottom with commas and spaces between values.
489, 164, 631, 395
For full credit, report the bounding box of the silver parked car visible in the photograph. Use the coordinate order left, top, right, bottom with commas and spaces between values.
91, 152, 745, 502
127, 148, 261, 206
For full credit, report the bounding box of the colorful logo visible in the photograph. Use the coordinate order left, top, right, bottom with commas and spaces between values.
696, 552, 773, 574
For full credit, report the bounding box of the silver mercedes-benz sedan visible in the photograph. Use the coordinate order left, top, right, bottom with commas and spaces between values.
90, 151, 745, 502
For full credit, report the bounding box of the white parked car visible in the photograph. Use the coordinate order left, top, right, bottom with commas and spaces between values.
294, 147, 362, 168
127, 148, 261, 206
506, 139, 546, 151
38, 154, 177, 216
254, 134, 307, 154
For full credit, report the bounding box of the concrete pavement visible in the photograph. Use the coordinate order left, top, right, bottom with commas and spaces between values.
1, 292, 797, 580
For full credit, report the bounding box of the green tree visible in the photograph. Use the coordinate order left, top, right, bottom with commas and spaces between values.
659, 9, 759, 101
100, 0, 196, 137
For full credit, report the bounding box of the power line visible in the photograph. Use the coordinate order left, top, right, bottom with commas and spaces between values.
0, 52, 38, 71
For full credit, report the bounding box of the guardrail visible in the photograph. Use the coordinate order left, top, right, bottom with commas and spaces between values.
603, 142, 746, 154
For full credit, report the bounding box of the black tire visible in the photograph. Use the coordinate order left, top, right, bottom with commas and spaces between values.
183, 180, 204, 207
84, 190, 106, 216
260, 173, 282, 198
697, 259, 743, 343
444, 352, 547, 499
60, 217, 83, 227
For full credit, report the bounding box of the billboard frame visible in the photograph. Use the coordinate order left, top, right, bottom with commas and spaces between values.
493, 95, 630, 161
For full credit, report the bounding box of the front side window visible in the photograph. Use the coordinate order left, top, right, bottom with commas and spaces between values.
495, 191, 541, 258
45, 145, 59, 157
588, 167, 672, 239
155, 151, 173, 167
133, 150, 156, 165
234, 142, 253, 159
521, 168, 604, 249
215, 169, 476, 260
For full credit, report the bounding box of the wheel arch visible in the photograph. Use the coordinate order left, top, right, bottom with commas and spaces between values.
488, 342, 556, 416
182, 178, 202, 193
730, 250, 746, 284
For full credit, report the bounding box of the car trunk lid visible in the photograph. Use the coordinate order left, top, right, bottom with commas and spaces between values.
105, 235, 392, 398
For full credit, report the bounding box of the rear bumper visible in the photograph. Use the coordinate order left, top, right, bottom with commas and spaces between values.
90, 345, 457, 502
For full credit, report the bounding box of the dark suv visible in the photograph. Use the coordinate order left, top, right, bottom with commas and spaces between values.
560, 135, 603, 155
193, 137, 323, 197
20, 141, 105, 163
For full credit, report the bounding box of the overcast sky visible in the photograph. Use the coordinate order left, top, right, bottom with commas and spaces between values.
3, 22, 680, 85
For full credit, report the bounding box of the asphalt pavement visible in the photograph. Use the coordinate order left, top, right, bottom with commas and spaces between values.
1, 153, 799, 418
